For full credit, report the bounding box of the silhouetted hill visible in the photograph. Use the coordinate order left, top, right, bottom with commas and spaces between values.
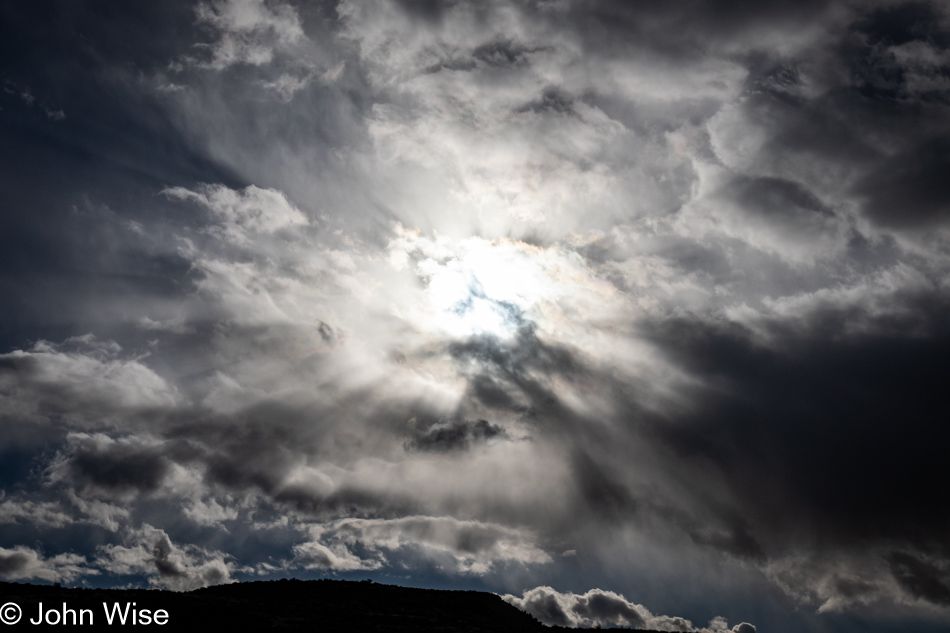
0, 578, 682, 631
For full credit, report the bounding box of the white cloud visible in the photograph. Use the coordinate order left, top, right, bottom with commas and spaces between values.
502, 586, 755, 632
0, 497, 74, 529
292, 539, 377, 572
192, 0, 305, 69
65, 493, 130, 532
95, 525, 233, 591
0, 546, 94, 583
162, 183, 308, 244
137, 316, 195, 335
0, 338, 178, 429
301, 515, 551, 575
259, 71, 314, 101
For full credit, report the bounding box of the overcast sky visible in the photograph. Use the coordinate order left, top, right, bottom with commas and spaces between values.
2, 1, 950, 631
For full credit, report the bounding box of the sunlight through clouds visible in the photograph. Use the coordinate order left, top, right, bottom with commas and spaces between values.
5, 2, 950, 631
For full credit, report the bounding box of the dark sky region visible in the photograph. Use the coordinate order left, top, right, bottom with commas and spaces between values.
2, 1, 950, 631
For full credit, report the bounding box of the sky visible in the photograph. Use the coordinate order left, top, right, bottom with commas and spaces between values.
1, 1, 950, 631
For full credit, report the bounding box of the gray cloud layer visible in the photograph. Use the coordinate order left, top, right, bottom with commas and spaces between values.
3, 1, 950, 631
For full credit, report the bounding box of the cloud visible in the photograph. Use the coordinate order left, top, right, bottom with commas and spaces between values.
258, 71, 316, 102
888, 551, 950, 607
301, 516, 552, 575
292, 538, 378, 572
0, 546, 93, 584
764, 552, 903, 613
95, 525, 233, 591
502, 586, 755, 632
64, 494, 130, 533
136, 316, 195, 335
0, 497, 74, 529
2, 80, 64, 119
0, 337, 178, 431
191, 0, 305, 69
855, 134, 950, 228
762, 548, 950, 614
3, 81, 35, 105
162, 183, 308, 244
47, 433, 171, 496
404, 417, 508, 452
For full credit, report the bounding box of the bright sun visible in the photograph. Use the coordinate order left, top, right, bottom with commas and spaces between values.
428, 272, 520, 339
388, 230, 614, 345
392, 234, 545, 341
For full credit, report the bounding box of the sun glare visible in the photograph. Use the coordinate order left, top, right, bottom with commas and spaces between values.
424, 255, 526, 339
431, 275, 519, 339
391, 235, 546, 341
388, 229, 618, 345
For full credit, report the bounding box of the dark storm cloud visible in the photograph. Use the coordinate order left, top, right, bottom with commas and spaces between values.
569, 451, 639, 524
62, 435, 170, 494
404, 417, 508, 452
887, 551, 950, 607
855, 2, 950, 49
856, 134, 950, 227
150, 407, 396, 518
515, 87, 577, 116
0, 549, 30, 576
724, 176, 832, 220
641, 308, 950, 538
631, 299, 950, 607
166, 409, 317, 495
471, 40, 539, 68
448, 329, 586, 413
536, 0, 835, 55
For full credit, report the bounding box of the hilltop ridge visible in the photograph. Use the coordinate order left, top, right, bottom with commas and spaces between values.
0, 578, 682, 631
